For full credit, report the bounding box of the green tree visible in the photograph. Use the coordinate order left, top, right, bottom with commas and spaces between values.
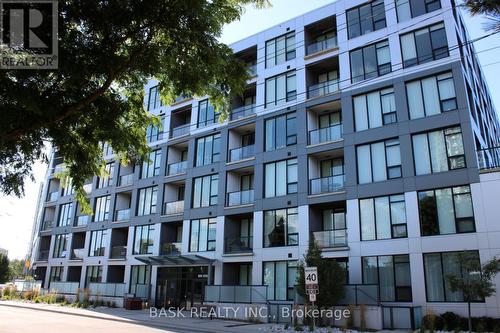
8, 259, 25, 281
0, 254, 9, 283
446, 252, 500, 333
296, 236, 346, 308
465, 0, 500, 32
0, 0, 269, 211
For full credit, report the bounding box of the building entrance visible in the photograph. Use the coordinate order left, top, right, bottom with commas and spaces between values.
155, 266, 209, 308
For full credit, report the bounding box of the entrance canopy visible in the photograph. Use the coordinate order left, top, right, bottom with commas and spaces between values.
135, 254, 214, 266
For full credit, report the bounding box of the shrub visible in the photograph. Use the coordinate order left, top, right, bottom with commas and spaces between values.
422, 312, 444, 332
441, 311, 461, 331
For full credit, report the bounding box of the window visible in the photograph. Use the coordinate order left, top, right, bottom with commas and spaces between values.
147, 85, 161, 110
53, 234, 68, 258
264, 158, 298, 198
94, 195, 110, 222
195, 134, 221, 166
423, 251, 482, 302
396, 0, 441, 22
130, 265, 150, 293
406, 72, 457, 119
418, 185, 475, 236
137, 186, 158, 216
265, 71, 297, 107
141, 150, 162, 179
189, 218, 216, 252
363, 255, 412, 302
360, 194, 407, 240
412, 127, 465, 175
318, 209, 347, 247
264, 207, 298, 247
197, 99, 219, 128
61, 177, 75, 196
357, 139, 401, 184
89, 230, 107, 257
132, 225, 155, 255
354, 87, 396, 131
192, 174, 218, 208
350, 40, 391, 83
265, 113, 297, 151
265, 32, 296, 68
86, 266, 103, 286
101, 142, 113, 156
401, 23, 448, 68
238, 264, 252, 286
57, 203, 73, 227
49, 266, 64, 282
263, 261, 298, 300
97, 162, 114, 188
146, 116, 164, 143
347, 0, 386, 39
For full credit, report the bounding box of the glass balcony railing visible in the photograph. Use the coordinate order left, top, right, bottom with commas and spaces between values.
115, 208, 130, 221
306, 36, 338, 55
162, 200, 184, 216
110, 245, 127, 259
229, 145, 255, 162
88, 283, 126, 297
308, 79, 339, 99
118, 173, 133, 186
38, 250, 49, 261
161, 242, 181, 255
74, 215, 89, 227
247, 64, 257, 76
205, 285, 267, 303
309, 174, 345, 195
170, 124, 190, 138
41, 220, 53, 231
308, 124, 343, 145
312, 229, 347, 248
167, 160, 188, 176
230, 104, 256, 121
83, 183, 92, 194
477, 147, 500, 170
71, 248, 85, 260
227, 190, 254, 206
46, 191, 59, 202
224, 236, 253, 253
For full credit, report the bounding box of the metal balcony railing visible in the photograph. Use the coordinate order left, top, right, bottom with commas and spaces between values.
224, 236, 253, 253
309, 174, 345, 195
306, 35, 338, 55
118, 173, 133, 186
477, 147, 500, 170
230, 104, 256, 121
308, 124, 343, 145
308, 79, 339, 98
312, 229, 347, 248
170, 123, 190, 138
167, 161, 188, 176
226, 190, 254, 206
115, 208, 130, 221
161, 242, 181, 255
110, 245, 127, 259
162, 200, 184, 216
229, 145, 255, 162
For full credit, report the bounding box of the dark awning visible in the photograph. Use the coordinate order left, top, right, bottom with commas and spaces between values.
135, 254, 215, 266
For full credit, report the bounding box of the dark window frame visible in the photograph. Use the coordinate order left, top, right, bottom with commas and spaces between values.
347, 0, 387, 39
350, 40, 391, 83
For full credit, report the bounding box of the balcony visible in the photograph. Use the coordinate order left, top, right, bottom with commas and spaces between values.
230, 104, 256, 121
118, 174, 133, 186
41, 220, 53, 231
161, 242, 181, 255
477, 147, 500, 171
71, 248, 85, 260
170, 124, 190, 138
167, 161, 188, 176
88, 283, 126, 297
247, 64, 257, 77
74, 215, 89, 227
312, 229, 347, 248
110, 245, 127, 259
224, 236, 253, 254
308, 124, 343, 145
307, 35, 338, 55
308, 79, 339, 99
229, 145, 254, 163
114, 208, 130, 222
205, 285, 267, 303
37, 250, 49, 261
49, 282, 79, 294
46, 191, 59, 202
162, 200, 184, 216
226, 190, 254, 207
309, 175, 345, 195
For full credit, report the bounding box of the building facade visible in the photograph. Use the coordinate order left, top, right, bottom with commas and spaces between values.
30, 0, 500, 325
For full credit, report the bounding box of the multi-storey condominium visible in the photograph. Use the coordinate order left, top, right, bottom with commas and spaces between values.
29, 0, 500, 328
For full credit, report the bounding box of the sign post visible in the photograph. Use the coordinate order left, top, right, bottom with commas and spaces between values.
304, 267, 319, 330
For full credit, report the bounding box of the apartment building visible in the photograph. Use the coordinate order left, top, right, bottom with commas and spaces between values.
29, 0, 500, 328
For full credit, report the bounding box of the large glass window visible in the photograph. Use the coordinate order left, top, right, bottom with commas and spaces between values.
264, 208, 298, 247
424, 251, 481, 302
412, 126, 465, 175
362, 255, 412, 302
58, 202, 73, 227
406, 72, 457, 119
197, 99, 219, 128
130, 265, 151, 293
94, 195, 110, 222
360, 194, 407, 240
418, 185, 475, 236
264, 158, 298, 198
192, 174, 218, 208
263, 260, 298, 300
265, 32, 296, 68
141, 150, 162, 179
89, 230, 107, 257
147, 85, 161, 111
357, 139, 401, 184
350, 40, 391, 83
85, 266, 103, 286
195, 134, 221, 166
347, 0, 386, 39
49, 266, 64, 282
53, 234, 68, 258
137, 186, 158, 216
401, 23, 448, 68
354, 87, 396, 131
97, 162, 114, 188
265, 113, 297, 151
265, 71, 297, 107
133, 225, 155, 255
396, 0, 441, 22
189, 218, 216, 252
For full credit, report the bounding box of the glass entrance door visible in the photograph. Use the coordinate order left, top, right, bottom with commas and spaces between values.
156, 266, 208, 308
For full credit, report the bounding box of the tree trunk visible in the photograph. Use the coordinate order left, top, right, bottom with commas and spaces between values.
468, 301, 472, 333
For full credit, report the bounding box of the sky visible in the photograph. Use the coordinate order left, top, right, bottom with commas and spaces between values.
1, 0, 499, 260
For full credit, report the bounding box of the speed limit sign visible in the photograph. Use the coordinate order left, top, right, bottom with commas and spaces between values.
304, 267, 318, 285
